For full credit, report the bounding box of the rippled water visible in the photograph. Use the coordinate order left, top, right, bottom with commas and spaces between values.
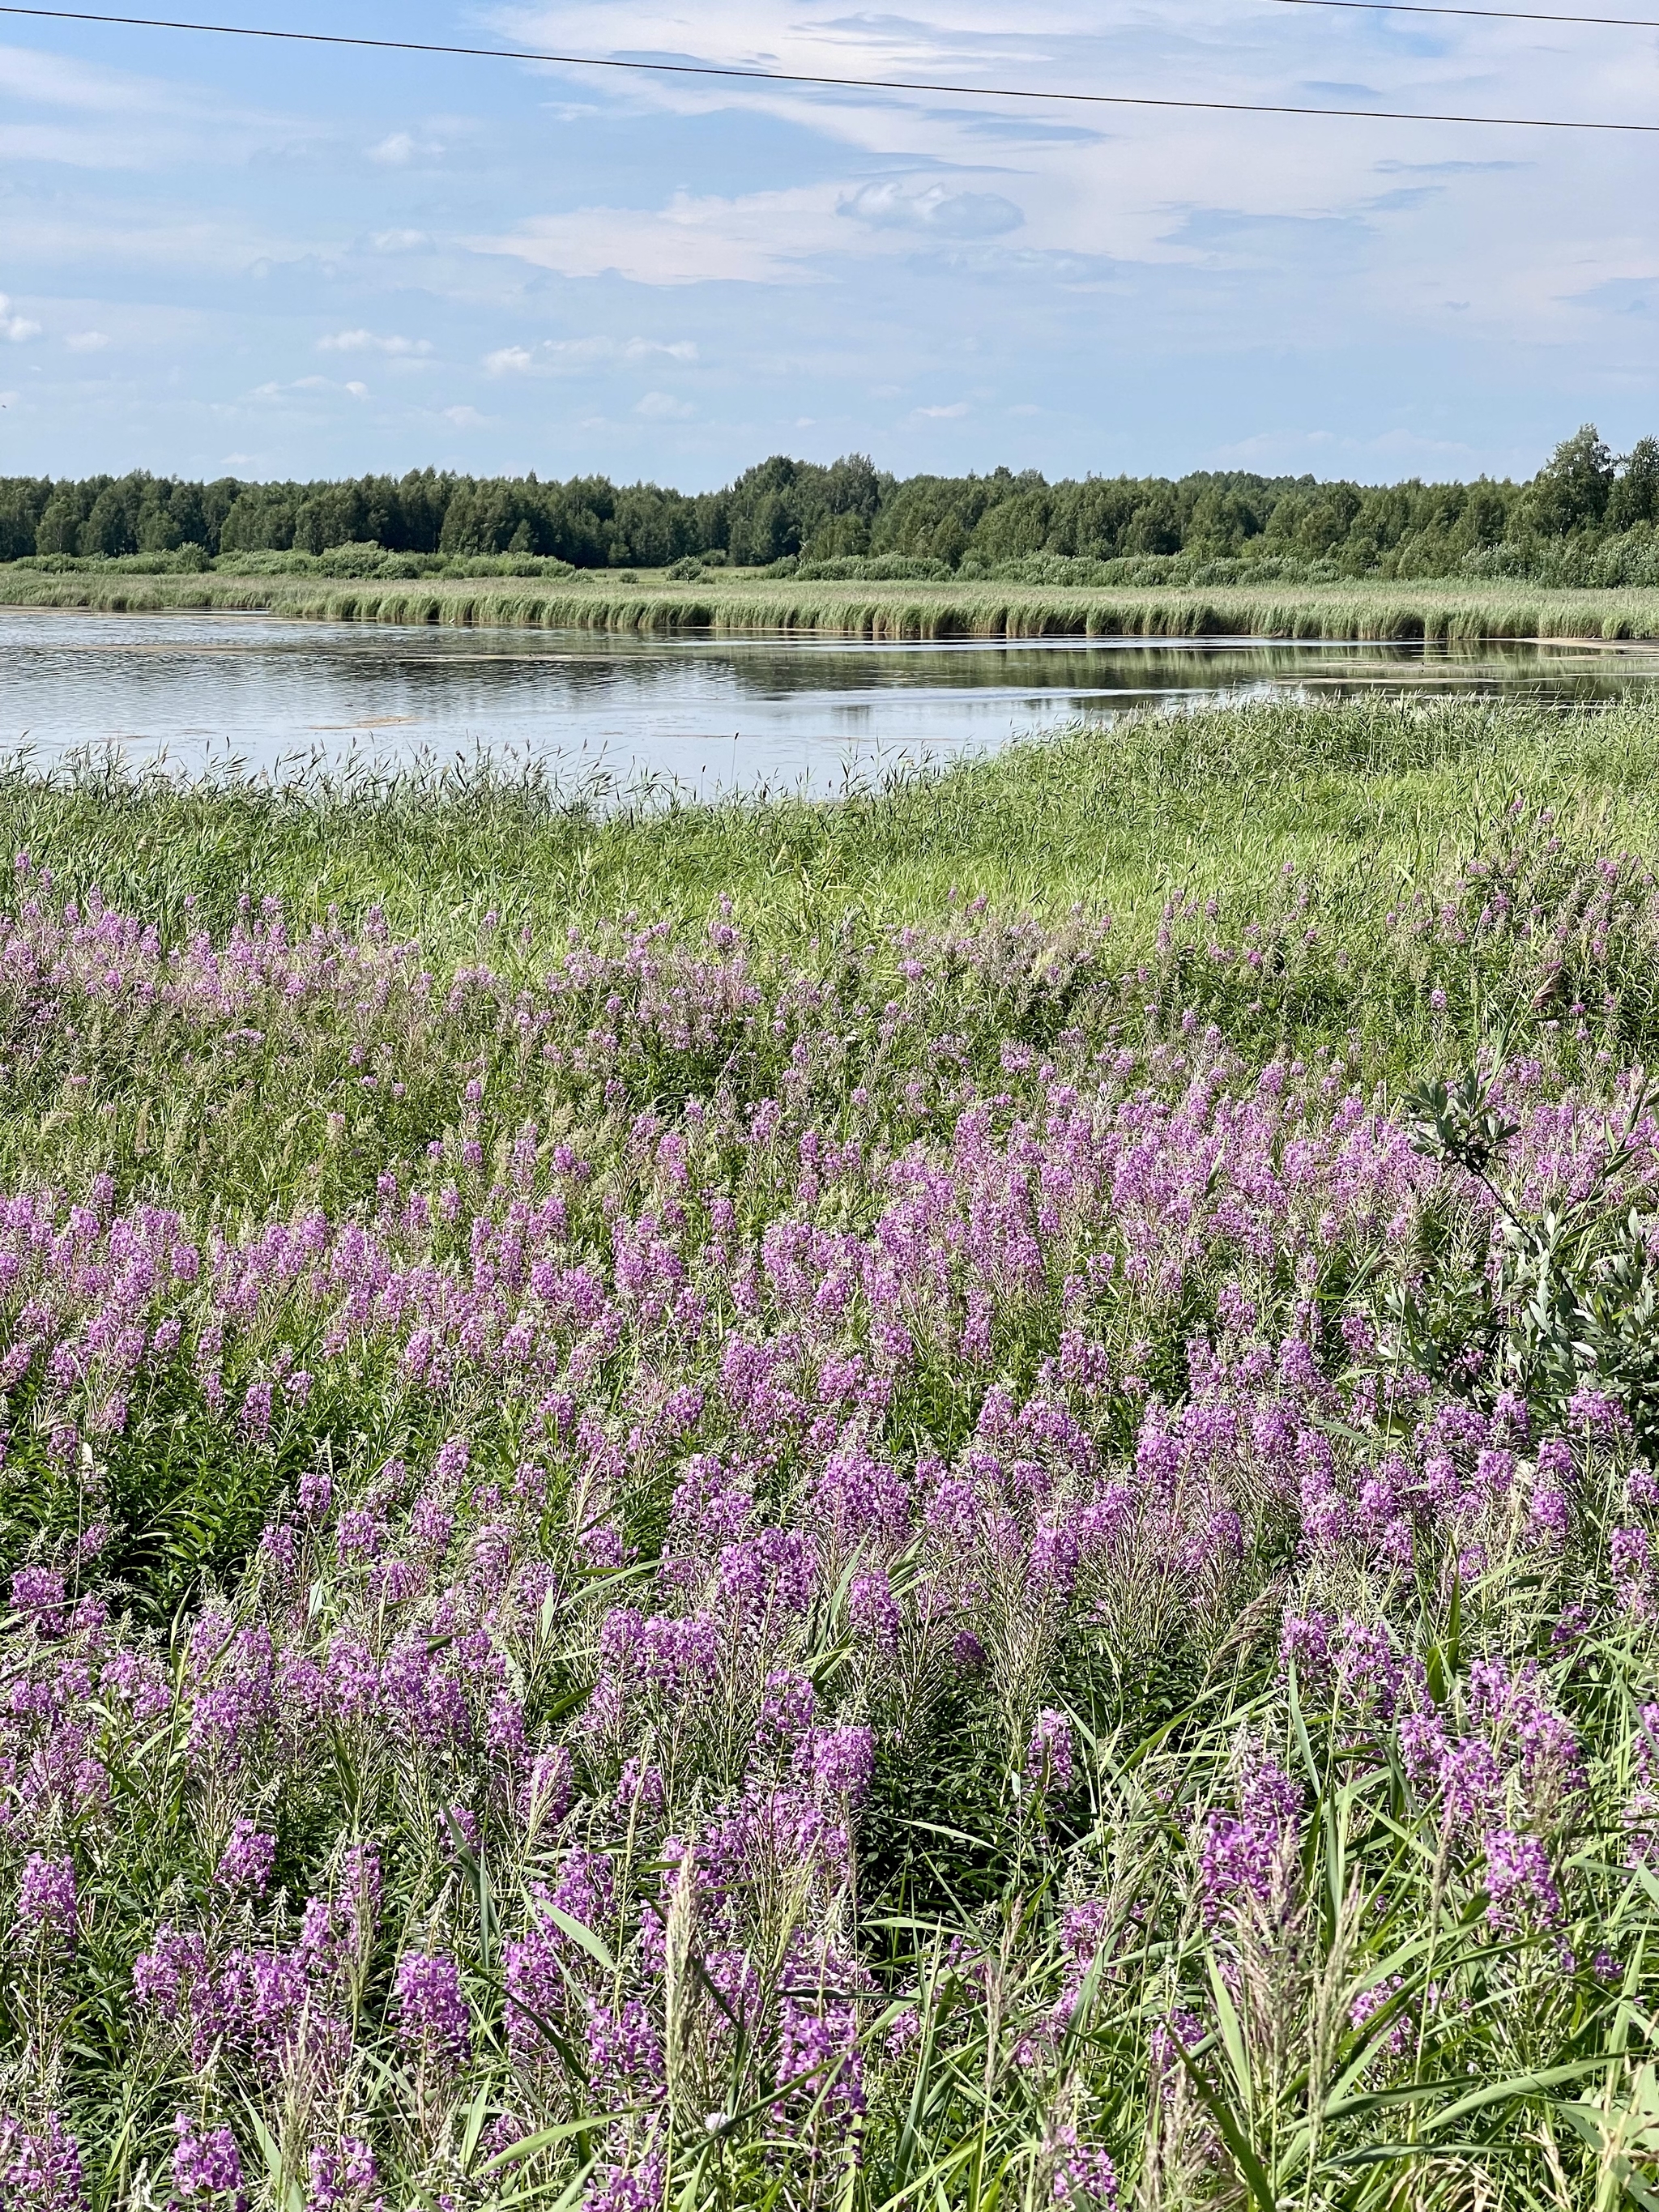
2, 611, 1657, 793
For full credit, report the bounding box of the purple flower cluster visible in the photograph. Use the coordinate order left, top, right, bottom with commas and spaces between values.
392, 1950, 470, 2062
0, 2116, 83, 2212
170, 2116, 247, 2212
1200, 1758, 1304, 1924
15, 1854, 76, 1945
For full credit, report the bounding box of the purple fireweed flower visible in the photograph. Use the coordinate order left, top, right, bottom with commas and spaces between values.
442, 1804, 480, 1857
777, 1994, 865, 2117
1529, 1487, 1571, 1545
170, 2116, 247, 2211
214, 1819, 275, 1896
1047, 2125, 1118, 2209
616, 1758, 665, 1815
1537, 1437, 1575, 1487
133, 1924, 210, 2018
847, 1571, 901, 1652
1026, 1709, 1076, 1796
238, 1383, 273, 1442
1334, 1617, 1403, 1719
806, 1725, 876, 1804
1612, 1527, 1653, 1614
585, 2151, 665, 2212
393, 1949, 470, 2061
11, 1566, 68, 1628
1279, 1612, 1333, 1687
1567, 1385, 1626, 1439
305, 2139, 380, 2212
1349, 1975, 1412, 2064
586, 1999, 664, 2092
0, 2115, 85, 2212
1436, 1737, 1505, 1835
296, 1471, 332, 1520
1483, 1828, 1563, 1932
15, 1854, 76, 1944
760, 1669, 817, 1738
1200, 1757, 1303, 1924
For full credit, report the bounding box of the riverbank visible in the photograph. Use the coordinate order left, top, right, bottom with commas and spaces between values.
4, 563, 1659, 640
6, 693, 1659, 1082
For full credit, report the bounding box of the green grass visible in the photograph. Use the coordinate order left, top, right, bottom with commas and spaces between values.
6, 565, 1659, 640
7, 689, 1659, 957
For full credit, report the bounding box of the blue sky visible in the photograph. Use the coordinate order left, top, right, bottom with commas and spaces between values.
0, 0, 1655, 487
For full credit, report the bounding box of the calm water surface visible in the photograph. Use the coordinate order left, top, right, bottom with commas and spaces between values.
3, 611, 1658, 794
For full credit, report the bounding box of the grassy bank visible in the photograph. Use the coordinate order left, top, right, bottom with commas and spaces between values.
6, 562, 1659, 640
4, 694, 1659, 1111
7, 702, 1659, 2205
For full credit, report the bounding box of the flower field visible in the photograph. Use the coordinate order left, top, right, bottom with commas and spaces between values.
6, 701, 1659, 2209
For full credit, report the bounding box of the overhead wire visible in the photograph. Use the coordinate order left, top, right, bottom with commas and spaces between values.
1269, 0, 1659, 29
0, 1, 1654, 130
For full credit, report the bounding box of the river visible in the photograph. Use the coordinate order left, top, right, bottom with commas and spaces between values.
3, 610, 1657, 795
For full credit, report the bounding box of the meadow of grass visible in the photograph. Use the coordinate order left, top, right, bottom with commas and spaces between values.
7, 698, 1659, 2208
6, 566, 1659, 642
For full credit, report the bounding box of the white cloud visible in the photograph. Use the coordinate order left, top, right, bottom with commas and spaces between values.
483, 335, 699, 373
634, 390, 695, 418
249, 374, 369, 403
366, 130, 448, 167
442, 403, 488, 426
65, 329, 109, 351
913, 400, 970, 419
474, 185, 849, 284
369, 228, 431, 254
317, 329, 432, 356
0, 295, 41, 343
839, 181, 1023, 240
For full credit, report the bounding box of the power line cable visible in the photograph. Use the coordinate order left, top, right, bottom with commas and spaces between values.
0, 2, 1654, 130
1270, 0, 1659, 30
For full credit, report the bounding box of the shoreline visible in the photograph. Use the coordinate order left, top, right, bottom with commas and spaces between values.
2, 567, 1659, 642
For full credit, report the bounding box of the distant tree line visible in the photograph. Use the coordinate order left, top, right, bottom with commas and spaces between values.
2, 427, 1655, 579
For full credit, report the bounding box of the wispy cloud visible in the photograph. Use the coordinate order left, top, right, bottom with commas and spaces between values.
483, 335, 698, 373
317, 330, 433, 356
838, 181, 1022, 239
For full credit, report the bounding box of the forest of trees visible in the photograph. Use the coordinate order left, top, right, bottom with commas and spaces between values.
2, 426, 1656, 583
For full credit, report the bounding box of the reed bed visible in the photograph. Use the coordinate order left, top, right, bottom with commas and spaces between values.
3, 701, 1659, 2208
5, 568, 1659, 641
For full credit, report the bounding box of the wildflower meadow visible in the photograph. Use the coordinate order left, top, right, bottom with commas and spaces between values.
4, 697, 1659, 2210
